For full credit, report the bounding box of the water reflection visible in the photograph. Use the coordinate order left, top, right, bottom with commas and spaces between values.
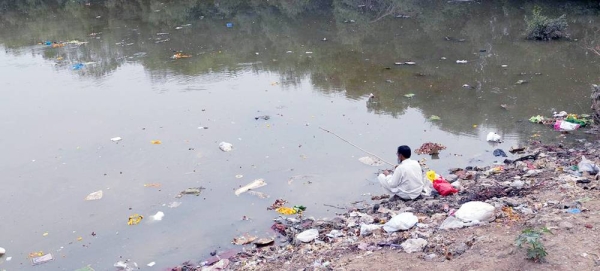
1, 0, 599, 139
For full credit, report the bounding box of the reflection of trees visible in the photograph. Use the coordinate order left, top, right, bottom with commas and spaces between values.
1, 0, 599, 139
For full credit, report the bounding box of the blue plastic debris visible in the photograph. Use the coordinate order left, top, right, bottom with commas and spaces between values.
226, 22, 233, 28
566, 208, 581, 214
493, 149, 507, 157
72, 63, 84, 70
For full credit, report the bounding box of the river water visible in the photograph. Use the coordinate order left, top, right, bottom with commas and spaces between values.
0, 1, 598, 270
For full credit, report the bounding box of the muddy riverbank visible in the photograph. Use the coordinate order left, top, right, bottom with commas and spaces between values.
174, 139, 600, 271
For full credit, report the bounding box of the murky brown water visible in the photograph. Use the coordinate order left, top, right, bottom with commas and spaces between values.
0, 1, 599, 270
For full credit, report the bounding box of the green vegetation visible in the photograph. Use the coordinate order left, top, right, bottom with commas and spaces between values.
525, 6, 567, 40
515, 227, 552, 262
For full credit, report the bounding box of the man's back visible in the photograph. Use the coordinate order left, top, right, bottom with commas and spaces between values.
395, 159, 424, 198
378, 158, 424, 200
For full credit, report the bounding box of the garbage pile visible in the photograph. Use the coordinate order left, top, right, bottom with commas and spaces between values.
529, 111, 594, 131
415, 143, 447, 155
170, 139, 599, 270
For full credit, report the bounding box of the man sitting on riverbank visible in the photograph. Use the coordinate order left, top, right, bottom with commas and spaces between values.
378, 145, 431, 200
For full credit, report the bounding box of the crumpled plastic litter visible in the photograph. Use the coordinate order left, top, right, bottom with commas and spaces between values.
554, 120, 579, 131
359, 224, 382, 236
114, 260, 137, 271
553, 111, 568, 118
433, 178, 458, 196
151, 211, 164, 221
578, 156, 599, 175
529, 115, 545, 123
235, 179, 266, 196
296, 229, 319, 242
439, 216, 464, 230
455, 201, 495, 223
219, 142, 233, 152
276, 207, 297, 215
84, 190, 103, 201
127, 214, 143, 225
486, 132, 501, 142
31, 253, 53, 265
493, 149, 507, 157
383, 212, 418, 232
171, 52, 191, 59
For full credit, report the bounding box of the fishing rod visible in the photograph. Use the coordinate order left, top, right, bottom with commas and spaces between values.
318, 127, 395, 167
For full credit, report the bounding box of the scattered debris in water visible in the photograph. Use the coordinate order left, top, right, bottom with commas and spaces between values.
176, 187, 205, 198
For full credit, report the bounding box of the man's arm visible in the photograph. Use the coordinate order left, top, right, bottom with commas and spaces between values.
383, 166, 404, 189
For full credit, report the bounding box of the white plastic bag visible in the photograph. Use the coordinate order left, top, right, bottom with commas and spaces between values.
455, 201, 495, 223
383, 212, 418, 232
578, 156, 600, 175
219, 142, 233, 152
151, 211, 164, 221
486, 132, 501, 142
554, 120, 579, 131
296, 229, 319, 242
234, 179, 267, 196
85, 190, 103, 201
439, 216, 465, 230
553, 111, 568, 118
421, 176, 433, 197
360, 224, 383, 236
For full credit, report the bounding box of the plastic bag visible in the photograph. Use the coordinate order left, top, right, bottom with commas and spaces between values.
383, 212, 418, 232
296, 229, 318, 242
486, 132, 501, 142
433, 178, 458, 196
554, 120, 579, 131
84, 190, 103, 201
426, 170, 436, 182
219, 142, 233, 152
234, 179, 266, 196
421, 176, 434, 197
360, 224, 383, 236
276, 207, 297, 215
578, 156, 600, 175
439, 216, 465, 230
127, 214, 143, 225
454, 201, 495, 222
529, 115, 545, 123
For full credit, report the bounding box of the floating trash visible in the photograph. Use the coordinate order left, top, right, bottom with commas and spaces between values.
176, 187, 205, 198
85, 190, 103, 201
232, 234, 257, 245
235, 179, 266, 196
151, 211, 164, 221
31, 253, 53, 266
415, 143, 447, 155
127, 214, 143, 225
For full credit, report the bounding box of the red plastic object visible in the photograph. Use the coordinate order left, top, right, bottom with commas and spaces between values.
433, 178, 458, 196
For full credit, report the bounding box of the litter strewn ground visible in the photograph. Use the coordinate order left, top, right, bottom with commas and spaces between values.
168, 139, 600, 270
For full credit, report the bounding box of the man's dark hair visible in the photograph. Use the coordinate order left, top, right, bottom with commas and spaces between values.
397, 145, 411, 159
